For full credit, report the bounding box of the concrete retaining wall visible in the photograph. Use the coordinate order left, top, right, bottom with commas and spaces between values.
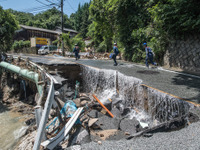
164, 34, 200, 75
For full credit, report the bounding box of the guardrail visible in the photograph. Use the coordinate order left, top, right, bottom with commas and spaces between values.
19, 57, 57, 150
0, 55, 57, 150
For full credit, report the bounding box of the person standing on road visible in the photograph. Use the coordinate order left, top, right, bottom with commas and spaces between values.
112, 43, 119, 66
143, 43, 157, 68
73, 44, 80, 60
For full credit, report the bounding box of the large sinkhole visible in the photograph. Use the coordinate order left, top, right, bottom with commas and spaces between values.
45, 63, 200, 144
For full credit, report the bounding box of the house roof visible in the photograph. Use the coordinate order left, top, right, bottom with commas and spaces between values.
56, 26, 79, 33
20, 25, 62, 35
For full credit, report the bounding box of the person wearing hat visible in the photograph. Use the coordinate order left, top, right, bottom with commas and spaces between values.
143, 43, 157, 68
112, 43, 119, 66
73, 44, 80, 60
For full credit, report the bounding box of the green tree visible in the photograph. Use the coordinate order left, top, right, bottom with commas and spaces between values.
0, 6, 18, 52
9, 7, 73, 30
71, 2, 91, 38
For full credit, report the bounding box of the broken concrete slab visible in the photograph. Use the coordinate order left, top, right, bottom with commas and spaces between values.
121, 107, 132, 116
71, 129, 91, 145
119, 118, 140, 135
65, 145, 81, 150
87, 109, 104, 118
95, 115, 120, 130
111, 108, 122, 119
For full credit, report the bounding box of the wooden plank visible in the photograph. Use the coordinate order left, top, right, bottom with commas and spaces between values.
41, 107, 83, 150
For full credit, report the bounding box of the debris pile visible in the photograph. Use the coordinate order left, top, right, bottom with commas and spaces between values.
38, 81, 149, 150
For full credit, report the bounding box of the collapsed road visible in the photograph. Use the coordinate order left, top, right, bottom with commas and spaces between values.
0, 54, 200, 150
13, 54, 200, 104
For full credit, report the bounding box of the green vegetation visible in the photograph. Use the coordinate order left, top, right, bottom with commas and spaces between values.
71, 34, 86, 51
1, 0, 200, 63
53, 33, 85, 52
8, 7, 72, 30
70, 2, 91, 38
12, 40, 30, 52
0, 6, 18, 52
77, 0, 200, 63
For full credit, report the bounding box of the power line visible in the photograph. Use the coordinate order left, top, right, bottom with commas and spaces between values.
66, 0, 76, 12
22, 5, 53, 12
35, 0, 49, 6
30, 6, 54, 13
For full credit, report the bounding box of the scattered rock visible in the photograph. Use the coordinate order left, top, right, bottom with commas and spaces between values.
66, 145, 81, 150
125, 132, 130, 135
80, 97, 90, 101
111, 108, 122, 118
25, 118, 36, 126
88, 118, 98, 127
95, 115, 120, 130
188, 112, 199, 123
73, 98, 81, 107
88, 110, 103, 118
97, 141, 102, 145
71, 129, 91, 145
100, 109, 107, 115
80, 100, 88, 106
66, 92, 74, 97
121, 107, 132, 116
143, 133, 153, 138
120, 118, 140, 135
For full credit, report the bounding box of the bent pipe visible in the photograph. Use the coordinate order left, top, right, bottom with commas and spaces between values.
0, 61, 43, 96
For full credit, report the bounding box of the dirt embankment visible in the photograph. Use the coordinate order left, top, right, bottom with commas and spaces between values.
0, 71, 38, 149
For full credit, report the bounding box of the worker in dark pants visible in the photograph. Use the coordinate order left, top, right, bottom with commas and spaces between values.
143, 43, 157, 68
73, 44, 80, 60
113, 43, 119, 66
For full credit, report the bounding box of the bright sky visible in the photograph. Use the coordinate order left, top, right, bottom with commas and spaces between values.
0, 0, 90, 16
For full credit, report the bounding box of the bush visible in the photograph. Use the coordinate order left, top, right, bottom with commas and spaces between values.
71, 34, 86, 52
96, 41, 107, 52
12, 40, 30, 52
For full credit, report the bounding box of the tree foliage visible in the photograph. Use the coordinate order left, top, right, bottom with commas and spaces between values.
12, 40, 30, 51
70, 2, 91, 38
8, 7, 72, 30
0, 6, 18, 52
83, 0, 200, 63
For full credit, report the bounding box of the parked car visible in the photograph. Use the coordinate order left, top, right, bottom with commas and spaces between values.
38, 45, 57, 55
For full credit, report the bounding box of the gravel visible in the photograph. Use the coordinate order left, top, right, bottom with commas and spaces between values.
80, 121, 200, 150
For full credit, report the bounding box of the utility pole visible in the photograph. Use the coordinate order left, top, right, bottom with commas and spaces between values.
61, 0, 65, 56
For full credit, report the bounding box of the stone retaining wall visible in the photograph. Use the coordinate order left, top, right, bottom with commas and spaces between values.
164, 34, 200, 75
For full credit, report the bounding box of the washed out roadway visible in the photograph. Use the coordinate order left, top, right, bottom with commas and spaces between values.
12, 54, 200, 149
14, 54, 200, 104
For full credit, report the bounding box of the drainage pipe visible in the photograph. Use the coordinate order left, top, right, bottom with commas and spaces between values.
0, 61, 43, 95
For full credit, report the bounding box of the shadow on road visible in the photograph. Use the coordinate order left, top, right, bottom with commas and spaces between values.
137, 70, 160, 75
172, 72, 200, 103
